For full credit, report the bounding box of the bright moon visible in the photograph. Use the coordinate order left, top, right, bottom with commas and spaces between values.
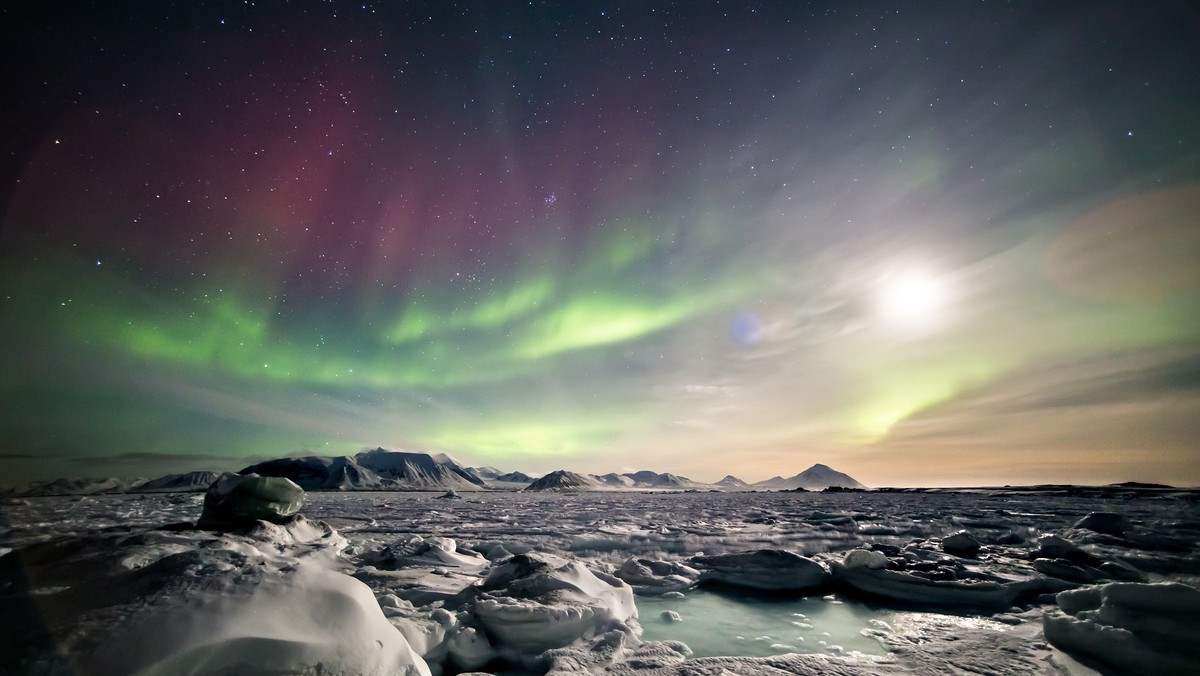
877, 270, 948, 326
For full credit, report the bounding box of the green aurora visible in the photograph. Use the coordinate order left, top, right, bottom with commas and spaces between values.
2, 2, 1199, 486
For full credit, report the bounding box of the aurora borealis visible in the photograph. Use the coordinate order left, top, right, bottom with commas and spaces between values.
2, 2, 1199, 486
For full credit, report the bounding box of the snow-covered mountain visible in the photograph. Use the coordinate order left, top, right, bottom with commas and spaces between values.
134, 470, 220, 492
353, 448, 485, 489
618, 470, 703, 489
240, 449, 485, 491
593, 473, 635, 488
525, 470, 600, 491
466, 466, 504, 481
753, 464, 865, 491
493, 471, 534, 484
9, 476, 137, 497
714, 475, 750, 490
5, 455, 864, 496
239, 455, 389, 491
524, 469, 707, 491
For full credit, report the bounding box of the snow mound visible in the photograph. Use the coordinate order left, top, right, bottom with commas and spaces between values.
692, 549, 831, 592
472, 553, 637, 653
197, 473, 305, 530
1044, 582, 1200, 675
92, 561, 430, 676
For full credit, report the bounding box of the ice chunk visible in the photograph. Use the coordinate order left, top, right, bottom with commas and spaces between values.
1032, 533, 1084, 559
843, 548, 889, 570
1045, 582, 1200, 675
616, 640, 691, 670
1032, 557, 1104, 583
691, 550, 832, 592
941, 530, 981, 557
1073, 512, 1130, 536
1097, 560, 1147, 582
838, 566, 1025, 609
472, 553, 637, 653
615, 557, 700, 593
196, 472, 305, 530
366, 536, 487, 571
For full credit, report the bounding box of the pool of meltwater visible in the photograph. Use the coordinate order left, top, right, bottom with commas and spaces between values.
635, 589, 900, 658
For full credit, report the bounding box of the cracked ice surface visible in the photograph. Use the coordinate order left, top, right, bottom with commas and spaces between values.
2, 488, 1198, 675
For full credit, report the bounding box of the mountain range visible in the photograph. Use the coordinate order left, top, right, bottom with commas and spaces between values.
3, 449, 865, 495
520, 464, 863, 492
240, 448, 485, 491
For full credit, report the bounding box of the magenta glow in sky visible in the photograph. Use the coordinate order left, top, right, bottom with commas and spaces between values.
2, 2, 1199, 486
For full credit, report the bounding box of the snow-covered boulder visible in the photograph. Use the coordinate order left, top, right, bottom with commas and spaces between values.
1044, 582, 1200, 675
471, 553, 637, 653
691, 549, 831, 592
197, 472, 305, 530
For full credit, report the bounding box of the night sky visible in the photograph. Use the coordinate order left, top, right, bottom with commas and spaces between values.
3, 2, 1199, 487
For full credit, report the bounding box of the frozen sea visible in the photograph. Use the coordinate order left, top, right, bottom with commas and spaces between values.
2, 487, 1199, 675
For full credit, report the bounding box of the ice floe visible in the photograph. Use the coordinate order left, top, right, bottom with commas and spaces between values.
691, 549, 832, 592
1044, 581, 1200, 674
